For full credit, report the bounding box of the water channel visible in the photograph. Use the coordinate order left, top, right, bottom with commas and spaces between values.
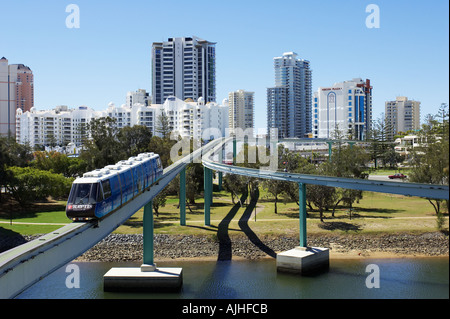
16, 257, 449, 299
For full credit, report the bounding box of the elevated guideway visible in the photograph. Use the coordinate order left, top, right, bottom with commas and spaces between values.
0, 138, 222, 299
204, 138, 449, 200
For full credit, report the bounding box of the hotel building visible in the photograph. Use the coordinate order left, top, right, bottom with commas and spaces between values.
313, 78, 373, 140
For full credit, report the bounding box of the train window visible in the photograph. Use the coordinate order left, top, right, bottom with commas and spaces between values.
157, 158, 162, 169
102, 179, 112, 199
68, 183, 99, 205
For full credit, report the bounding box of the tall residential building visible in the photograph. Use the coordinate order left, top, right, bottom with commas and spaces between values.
228, 89, 254, 135
385, 96, 420, 139
151, 36, 216, 104
313, 78, 373, 140
0, 57, 34, 136
267, 52, 312, 139
126, 89, 151, 107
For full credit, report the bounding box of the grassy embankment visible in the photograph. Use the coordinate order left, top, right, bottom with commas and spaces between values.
0, 187, 447, 237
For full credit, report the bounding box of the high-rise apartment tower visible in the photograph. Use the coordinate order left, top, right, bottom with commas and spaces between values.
151, 36, 216, 104
0, 57, 34, 136
267, 52, 311, 138
385, 96, 420, 139
228, 89, 254, 135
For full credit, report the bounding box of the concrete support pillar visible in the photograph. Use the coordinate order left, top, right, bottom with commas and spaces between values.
204, 167, 212, 226
327, 142, 333, 162
299, 183, 307, 248
180, 168, 186, 226
232, 136, 237, 165
218, 144, 223, 191
143, 201, 154, 267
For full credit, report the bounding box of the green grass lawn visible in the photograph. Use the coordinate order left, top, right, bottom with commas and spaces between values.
0, 189, 447, 237
364, 168, 411, 176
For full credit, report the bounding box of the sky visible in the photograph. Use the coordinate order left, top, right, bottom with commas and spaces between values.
1, 0, 448, 131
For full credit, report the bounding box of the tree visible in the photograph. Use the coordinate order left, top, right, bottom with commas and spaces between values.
186, 163, 204, 205
80, 117, 121, 170
117, 125, 152, 158
6, 166, 73, 207
32, 151, 87, 178
307, 184, 337, 222
155, 111, 171, 139
321, 144, 368, 218
223, 173, 247, 205
152, 189, 167, 217
262, 179, 288, 214
148, 136, 177, 168
367, 114, 394, 168
409, 104, 449, 222
0, 137, 33, 202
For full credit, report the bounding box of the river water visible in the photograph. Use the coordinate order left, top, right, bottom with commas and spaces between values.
16, 257, 448, 299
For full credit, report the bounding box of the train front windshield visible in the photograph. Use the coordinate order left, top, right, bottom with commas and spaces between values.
67, 183, 100, 205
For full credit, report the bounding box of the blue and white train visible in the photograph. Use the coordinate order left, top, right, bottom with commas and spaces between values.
66, 153, 163, 221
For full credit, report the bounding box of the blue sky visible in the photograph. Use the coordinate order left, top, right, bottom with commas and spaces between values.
1, 0, 448, 131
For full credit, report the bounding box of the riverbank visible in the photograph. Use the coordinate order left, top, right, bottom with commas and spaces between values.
72, 232, 448, 262
1, 232, 448, 262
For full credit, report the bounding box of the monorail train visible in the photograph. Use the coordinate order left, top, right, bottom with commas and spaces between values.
66, 153, 163, 221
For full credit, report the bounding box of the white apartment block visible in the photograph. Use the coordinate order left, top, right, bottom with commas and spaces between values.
313, 78, 373, 140
385, 96, 420, 139
126, 89, 151, 107
159, 96, 228, 140
16, 96, 228, 148
16, 105, 104, 148
228, 90, 254, 136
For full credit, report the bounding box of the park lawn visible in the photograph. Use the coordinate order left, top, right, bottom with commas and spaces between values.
115, 189, 446, 236
0, 223, 62, 236
0, 189, 446, 236
364, 168, 411, 176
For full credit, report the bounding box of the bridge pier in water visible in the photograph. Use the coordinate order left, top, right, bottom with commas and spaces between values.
103, 200, 183, 292
276, 183, 329, 275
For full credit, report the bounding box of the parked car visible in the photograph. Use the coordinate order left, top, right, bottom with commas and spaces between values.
388, 173, 407, 179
